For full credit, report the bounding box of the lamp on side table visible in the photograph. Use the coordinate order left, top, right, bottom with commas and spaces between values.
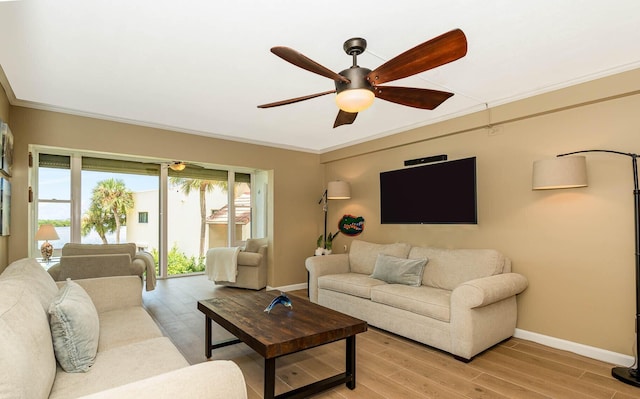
35, 224, 59, 263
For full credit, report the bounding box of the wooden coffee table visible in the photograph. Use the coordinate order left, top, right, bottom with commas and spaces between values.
197, 291, 367, 399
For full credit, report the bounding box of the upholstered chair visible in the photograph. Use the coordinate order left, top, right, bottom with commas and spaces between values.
47, 243, 156, 291
206, 238, 268, 290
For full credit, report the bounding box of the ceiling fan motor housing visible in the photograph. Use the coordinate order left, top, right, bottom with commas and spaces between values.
335, 67, 373, 94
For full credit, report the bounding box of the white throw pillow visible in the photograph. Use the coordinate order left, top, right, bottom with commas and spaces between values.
349, 240, 411, 275
370, 254, 428, 287
48, 279, 100, 372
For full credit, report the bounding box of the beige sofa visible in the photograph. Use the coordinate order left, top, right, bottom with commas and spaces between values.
306, 240, 528, 361
0, 258, 247, 399
47, 243, 157, 291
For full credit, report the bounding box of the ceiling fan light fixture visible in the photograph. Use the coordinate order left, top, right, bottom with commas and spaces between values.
169, 161, 186, 171
335, 89, 375, 113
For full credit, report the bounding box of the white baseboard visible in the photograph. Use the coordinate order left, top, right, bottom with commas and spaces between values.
256, 290, 634, 367
268, 283, 307, 293
514, 328, 635, 367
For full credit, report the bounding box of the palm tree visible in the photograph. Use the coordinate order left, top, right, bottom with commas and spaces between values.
169, 177, 226, 257
81, 202, 115, 244
88, 178, 134, 243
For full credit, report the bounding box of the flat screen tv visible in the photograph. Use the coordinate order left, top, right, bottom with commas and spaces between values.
380, 157, 477, 224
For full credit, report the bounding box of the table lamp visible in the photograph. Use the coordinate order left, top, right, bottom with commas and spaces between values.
35, 224, 59, 262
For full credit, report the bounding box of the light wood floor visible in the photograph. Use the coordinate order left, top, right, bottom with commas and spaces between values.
142, 275, 639, 399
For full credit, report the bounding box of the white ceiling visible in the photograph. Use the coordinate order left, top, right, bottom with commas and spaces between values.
1, 1, 639, 153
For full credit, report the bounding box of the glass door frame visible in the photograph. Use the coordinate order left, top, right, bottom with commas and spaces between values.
30, 145, 262, 280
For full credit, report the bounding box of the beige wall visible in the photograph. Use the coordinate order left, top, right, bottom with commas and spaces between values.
8, 108, 323, 286
0, 83, 8, 272
4, 65, 640, 357
321, 68, 640, 356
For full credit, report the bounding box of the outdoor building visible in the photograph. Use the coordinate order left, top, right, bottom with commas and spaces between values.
206, 191, 252, 248
126, 185, 225, 259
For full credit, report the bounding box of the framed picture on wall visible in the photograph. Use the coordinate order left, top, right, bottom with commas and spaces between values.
1, 122, 13, 177
0, 177, 10, 236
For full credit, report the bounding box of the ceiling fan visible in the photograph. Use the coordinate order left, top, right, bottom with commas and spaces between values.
258, 29, 467, 128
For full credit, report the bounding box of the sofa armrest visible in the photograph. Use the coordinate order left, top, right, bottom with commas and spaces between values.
451, 273, 528, 309
134, 251, 157, 291
237, 251, 262, 267
449, 273, 528, 360
305, 254, 349, 303
47, 263, 62, 280
58, 276, 143, 313
78, 361, 247, 399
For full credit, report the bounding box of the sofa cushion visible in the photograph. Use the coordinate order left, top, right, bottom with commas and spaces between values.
371, 284, 452, 322
0, 257, 59, 310
370, 254, 428, 287
49, 337, 189, 399
318, 272, 387, 299
0, 282, 57, 399
61, 242, 137, 259
97, 307, 164, 352
244, 237, 267, 253
49, 279, 100, 372
349, 240, 411, 275
58, 253, 133, 280
409, 247, 507, 290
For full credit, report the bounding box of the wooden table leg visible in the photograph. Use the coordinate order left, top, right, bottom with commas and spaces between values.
264, 358, 276, 399
346, 335, 356, 389
205, 314, 212, 359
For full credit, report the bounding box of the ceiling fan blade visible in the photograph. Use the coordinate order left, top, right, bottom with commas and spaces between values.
258, 90, 336, 108
271, 46, 350, 83
333, 110, 358, 128
374, 86, 454, 110
367, 29, 467, 85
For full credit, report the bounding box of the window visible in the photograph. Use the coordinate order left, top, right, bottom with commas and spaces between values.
35, 154, 72, 257
31, 148, 267, 279
138, 212, 149, 223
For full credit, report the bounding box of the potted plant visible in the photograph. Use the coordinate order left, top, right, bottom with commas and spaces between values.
315, 231, 340, 255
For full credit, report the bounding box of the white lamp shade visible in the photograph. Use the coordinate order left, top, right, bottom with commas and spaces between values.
532, 156, 588, 190
335, 89, 375, 113
35, 224, 60, 241
327, 181, 351, 199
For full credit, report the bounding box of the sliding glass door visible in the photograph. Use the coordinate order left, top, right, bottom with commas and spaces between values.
80, 157, 160, 249
32, 147, 264, 279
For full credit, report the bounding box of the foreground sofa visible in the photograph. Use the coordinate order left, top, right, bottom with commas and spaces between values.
306, 240, 528, 361
0, 258, 247, 399
47, 243, 157, 291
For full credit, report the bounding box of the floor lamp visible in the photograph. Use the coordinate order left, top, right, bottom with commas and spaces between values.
318, 181, 351, 249
533, 149, 640, 387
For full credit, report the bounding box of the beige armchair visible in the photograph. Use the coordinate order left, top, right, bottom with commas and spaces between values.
207, 238, 268, 290
47, 243, 157, 291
